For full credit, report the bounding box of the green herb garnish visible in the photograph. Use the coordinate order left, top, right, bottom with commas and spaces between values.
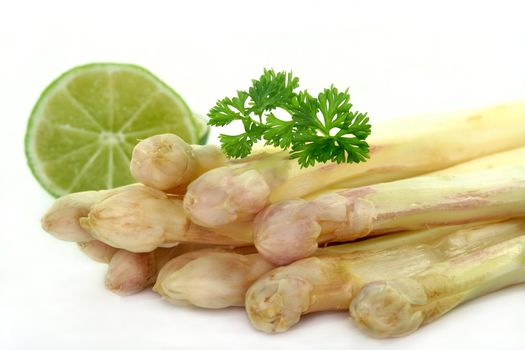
208, 69, 371, 167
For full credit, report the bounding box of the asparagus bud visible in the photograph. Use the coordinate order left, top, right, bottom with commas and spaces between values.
130, 134, 226, 192
81, 185, 187, 252
184, 101, 525, 228
184, 167, 273, 227
105, 250, 157, 295
154, 249, 271, 308
77, 240, 118, 263
80, 185, 245, 252
41, 184, 139, 242
105, 244, 206, 295
255, 166, 525, 265
246, 220, 525, 333
350, 235, 525, 338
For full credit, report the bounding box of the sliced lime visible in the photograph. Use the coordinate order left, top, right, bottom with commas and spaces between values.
25, 63, 201, 197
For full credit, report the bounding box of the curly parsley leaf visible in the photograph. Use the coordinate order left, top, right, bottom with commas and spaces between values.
248, 69, 299, 115
207, 69, 371, 167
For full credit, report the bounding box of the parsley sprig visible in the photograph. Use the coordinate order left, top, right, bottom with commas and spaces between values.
208, 69, 371, 168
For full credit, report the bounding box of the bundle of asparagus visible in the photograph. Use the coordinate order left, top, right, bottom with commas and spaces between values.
41, 100, 525, 337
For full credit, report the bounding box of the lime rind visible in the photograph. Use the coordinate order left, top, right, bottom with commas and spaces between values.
192, 112, 211, 144
25, 63, 201, 197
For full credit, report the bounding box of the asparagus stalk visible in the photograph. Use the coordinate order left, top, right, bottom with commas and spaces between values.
79, 185, 249, 252
42, 183, 252, 252
350, 235, 525, 338
254, 165, 525, 265
245, 219, 525, 333
153, 222, 489, 309
130, 134, 227, 192
184, 101, 525, 228
323, 146, 525, 194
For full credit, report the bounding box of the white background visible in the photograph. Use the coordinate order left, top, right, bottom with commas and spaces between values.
1, 0, 525, 349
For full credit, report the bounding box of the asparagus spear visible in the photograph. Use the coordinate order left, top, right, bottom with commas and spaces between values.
79, 185, 249, 252
245, 219, 525, 333
130, 133, 282, 193
130, 134, 227, 192
42, 182, 253, 251
254, 165, 525, 265
350, 235, 525, 338
184, 101, 525, 228
324, 146, 525, 194
153, 222, 487, 309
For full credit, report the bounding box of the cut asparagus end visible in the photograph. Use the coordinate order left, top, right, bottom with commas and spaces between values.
130, 134, 198, 191
84, 185, 189, 252
184, 167, 271, 227
350, 235, 525, 338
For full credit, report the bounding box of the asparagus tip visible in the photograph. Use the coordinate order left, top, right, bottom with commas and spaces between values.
246, 274, 312, 333
349, 279, 426, 338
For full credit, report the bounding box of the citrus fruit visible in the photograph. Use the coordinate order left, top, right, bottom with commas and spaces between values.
25, 63, 204, 197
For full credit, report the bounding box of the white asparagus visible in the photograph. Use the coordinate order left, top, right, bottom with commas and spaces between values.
254, 165, 525, 265
42, 183, 251, 252
246, 220, 525, 333
79, 185, 250, 252
324, 146, 525, 194
153, 222, 482, 309
184, 101, 525, 228
130, 134, 227, 192
350, 235, 525, 338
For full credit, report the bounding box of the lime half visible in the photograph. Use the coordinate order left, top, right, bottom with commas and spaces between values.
25, 63, 203, 197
